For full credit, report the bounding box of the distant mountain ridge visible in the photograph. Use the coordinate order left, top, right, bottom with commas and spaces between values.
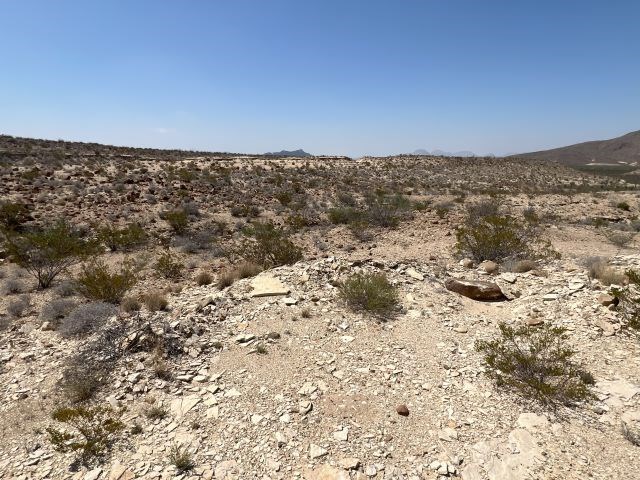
512, 130, 640, 166
265, 149, 311, 157
412, 149, 486, 157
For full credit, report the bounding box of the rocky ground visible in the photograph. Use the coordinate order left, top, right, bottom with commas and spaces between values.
0, 136, 639, 479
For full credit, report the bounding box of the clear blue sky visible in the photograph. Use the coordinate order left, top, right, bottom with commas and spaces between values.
1, 1, 638, 157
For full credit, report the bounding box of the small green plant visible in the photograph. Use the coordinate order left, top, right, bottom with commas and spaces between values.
169, 444, 195, 473
239, 222, 302, 268
616, 201, 631, 211
154, 250, 184, 279
96, 222, 146, 252
4, 221, 94, 288
46, 405, 124, 464
328, 206, 364, 225
255, 343, 268, 354
475, 323, 595, 406
75, 259, 137, 304
339, 272, 399, 315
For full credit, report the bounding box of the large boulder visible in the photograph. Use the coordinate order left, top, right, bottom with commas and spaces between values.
445, 278, 508, 302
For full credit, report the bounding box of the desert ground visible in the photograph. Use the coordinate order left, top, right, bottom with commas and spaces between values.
0, 135, 639, 480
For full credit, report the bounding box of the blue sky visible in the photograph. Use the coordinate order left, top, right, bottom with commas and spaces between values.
0, 1, 638, 157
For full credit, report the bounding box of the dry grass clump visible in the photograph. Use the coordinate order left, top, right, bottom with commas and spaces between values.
217, 271, 236, 290
584, 257, 626, 286
1, 277, 25, 295
120, 296, 141, 313
235, 261, 262, 279
143, 291, 168, 312
7, 294, 30, 318
476, 323, 594, 406
39, 298, 75, 324
195, 271, 213, 286
503, 259, 538, 273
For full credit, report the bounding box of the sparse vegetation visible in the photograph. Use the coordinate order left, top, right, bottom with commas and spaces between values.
96, 222, 147, 251
239, 222, 302, 268
143, 291, 168, 312
611, 269, 640, 331
58, 301, 117, 338
195, 271, 213, 285
154, 250, 184, 279
75, 259, 137, 304
340, 272, 399, 315
476, 323, 594, 406
169, 444, 195, 473
46, 405, 124, 464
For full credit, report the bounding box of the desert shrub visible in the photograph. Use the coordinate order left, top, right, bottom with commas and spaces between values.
145, 405, 168, 420
585, 257, 626, 286
456, 215, 555, 263
434, 201, 454, 218
195, 271, 212, 286
59, 324, 125, 402
611, 269, 640, 331
235, 261, 262, 279
96, 222, 146, 252
605, 229, 634, 249
275, 190, 293, 206
340, 272, 399, 315
143, 291, 168, 312
76, 259, 137, 304
169, 444, 195, 473
616, 201, 631, 211
55, 279, 76, 297
40, 298, 75, 323
120, 296, 141, 313
328, 206, 364, 225
161, 209, 189, 234
7, 294, 30, 318
239, 222, 302, 268
230, 203, 261, 218
1, 277, 25, 294
4, 220, 93, 288
476, 323, 594, 406
217, 271, 235, 289
58, 302, 117, 338
47, 405, 124, 464
0, 201, 31, 232
154, 251, 184, 279
466, 198, 502, 219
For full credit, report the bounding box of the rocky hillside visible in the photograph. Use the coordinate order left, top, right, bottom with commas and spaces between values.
513, 130, 640, 166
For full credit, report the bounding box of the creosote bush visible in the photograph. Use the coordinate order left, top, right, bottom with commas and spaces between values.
475, 323, 594, 406
76, 259, 137, 304
154, 250, 184, 279
339, 272, 399, 315
96, 222, 146, 252
456, 214, 556, 263
0, 200, 31, 232
47, 405, 124, 464
239, 222, 302, 268
4, 220, 94, 288
161, 208, 189, 235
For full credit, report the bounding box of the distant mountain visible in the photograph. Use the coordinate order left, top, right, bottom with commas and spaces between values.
512, 130, 640, 166
412, 149, 478, 157
265, 149, 312, 157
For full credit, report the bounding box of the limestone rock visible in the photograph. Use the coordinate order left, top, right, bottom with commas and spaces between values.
250, 275, 290, 297
445, 278, 507, 301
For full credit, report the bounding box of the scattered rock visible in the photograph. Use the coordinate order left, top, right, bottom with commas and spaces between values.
445, 278, 508, 301
396, 404, 410, 416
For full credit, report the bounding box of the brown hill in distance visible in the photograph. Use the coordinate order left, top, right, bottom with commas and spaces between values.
512, 130, 640, 166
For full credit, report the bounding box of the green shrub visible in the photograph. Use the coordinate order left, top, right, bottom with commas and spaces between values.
47, 405, 124, 464
161, 209, 189, 234
76, 259, 137, 304
154, 250, 184, 279
328, 206, 364, 225
239, 222, 302, 268
455, 215, 555, 263
4, 221, 93, 288
0, 201, 30, 232
96, 222, 146, 251
616, 201, 631, 211
339, 272, 399, 315
475, 323, 594, 406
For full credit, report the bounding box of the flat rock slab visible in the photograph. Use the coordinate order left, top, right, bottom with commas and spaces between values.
445, 277, 508, 302
250, 275, 290, 297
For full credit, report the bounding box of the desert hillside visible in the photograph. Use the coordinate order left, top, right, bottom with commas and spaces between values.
0, 136, 639, 480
